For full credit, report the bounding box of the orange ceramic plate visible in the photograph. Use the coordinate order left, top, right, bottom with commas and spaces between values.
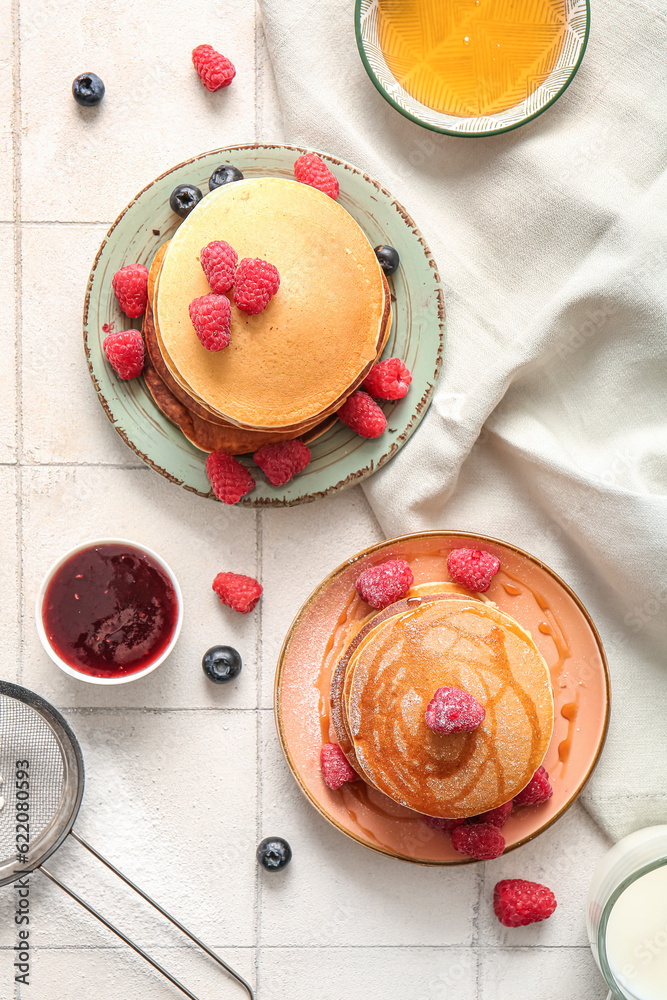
274, 532, 610, 865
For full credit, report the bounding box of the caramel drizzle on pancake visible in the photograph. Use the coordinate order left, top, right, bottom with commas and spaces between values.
353, 612, 541, 810
314, 563, 577, 837
344, 599, 553, 818
330, 592, 478, 770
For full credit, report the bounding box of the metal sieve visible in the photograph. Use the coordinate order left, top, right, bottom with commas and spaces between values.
0, 680, 253, 999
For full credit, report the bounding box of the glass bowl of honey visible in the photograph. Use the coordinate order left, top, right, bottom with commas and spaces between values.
36, 539, 183, 685
355, 0, 590, 136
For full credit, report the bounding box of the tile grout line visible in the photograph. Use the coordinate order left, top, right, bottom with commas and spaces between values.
254, 507, 263, 992
0, 461, 148, 469
0, 943, 596, 952
254, 0, 260, 143
255, 0, 265, 144
58, 706, 274, 714
11, 0, 22, 703
8, 219, 113, 226
476, 863, 485, 999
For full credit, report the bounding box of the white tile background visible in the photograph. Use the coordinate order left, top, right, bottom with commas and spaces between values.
0, 2, 612, 997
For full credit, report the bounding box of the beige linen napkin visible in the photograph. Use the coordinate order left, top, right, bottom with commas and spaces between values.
258, 0, 667, 841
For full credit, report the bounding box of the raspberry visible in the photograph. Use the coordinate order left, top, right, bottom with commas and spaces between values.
320, 743, 358, 790
111, 263, 148, 318
253, 439, 311, 487
212, 572, 262, 614
200, 240, 238, 294
468, 801, 513, 829
447, 548, 500, 592
337, 391, 387, 438
421, 815, 465, 834
102, 329, 144, 380
493, 879, 557, 927
355, 559, 414, 610
192, 44, 236, 91
452, 823, 505, 860
206, 451, 255, 504
189, 294, 231, 351
293, 153, 339, 200
233, 258, 280, 315
513, 765, 553, 806
362, 357, 412, 400
425, 686, 486, 735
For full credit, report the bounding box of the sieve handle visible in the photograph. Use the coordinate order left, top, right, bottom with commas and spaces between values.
39, 830, 254, 999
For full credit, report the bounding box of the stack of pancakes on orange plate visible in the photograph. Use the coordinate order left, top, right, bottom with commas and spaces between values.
142, 177, 392, 454
330, 587, 554, 819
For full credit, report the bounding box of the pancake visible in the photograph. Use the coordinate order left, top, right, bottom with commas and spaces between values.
142, 311, 337, 453
148, 239, 390, 435
142, 247, 337, 453
147, 243, 253, 429
334, 595, 554, 819
331, 588, 479, 773
155, 267, 391, 432
156, 177, 389, 430
154, 258, 391, 431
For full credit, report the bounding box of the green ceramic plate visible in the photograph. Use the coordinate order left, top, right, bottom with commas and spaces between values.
84, 144, 445, 506
355, 0, 590, 138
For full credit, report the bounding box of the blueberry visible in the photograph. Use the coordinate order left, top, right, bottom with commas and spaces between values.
202, 645, 242, 683
257, 837, 292, 872
169, 184, 203, 218
72, 73, 105, 107
374, 244, 400, 276
209, 164, 244, 191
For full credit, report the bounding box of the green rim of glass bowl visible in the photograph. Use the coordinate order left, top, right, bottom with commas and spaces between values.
355, 0, 591, 138
84, 144, 445, 507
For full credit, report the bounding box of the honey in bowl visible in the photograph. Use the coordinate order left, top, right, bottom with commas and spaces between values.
42, 544, 179, 678
377, 0, 568, 117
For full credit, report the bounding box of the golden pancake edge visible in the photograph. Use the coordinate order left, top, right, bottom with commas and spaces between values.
155, 177, 390, 432
331, 592, 554, 819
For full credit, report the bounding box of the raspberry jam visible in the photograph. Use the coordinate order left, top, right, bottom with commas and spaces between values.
42, 544, 179, 678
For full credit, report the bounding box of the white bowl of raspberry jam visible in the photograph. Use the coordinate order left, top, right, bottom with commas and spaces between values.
36, 538, 183, 684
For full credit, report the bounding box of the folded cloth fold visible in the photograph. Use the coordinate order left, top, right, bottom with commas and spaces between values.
259, 0, 667, 841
